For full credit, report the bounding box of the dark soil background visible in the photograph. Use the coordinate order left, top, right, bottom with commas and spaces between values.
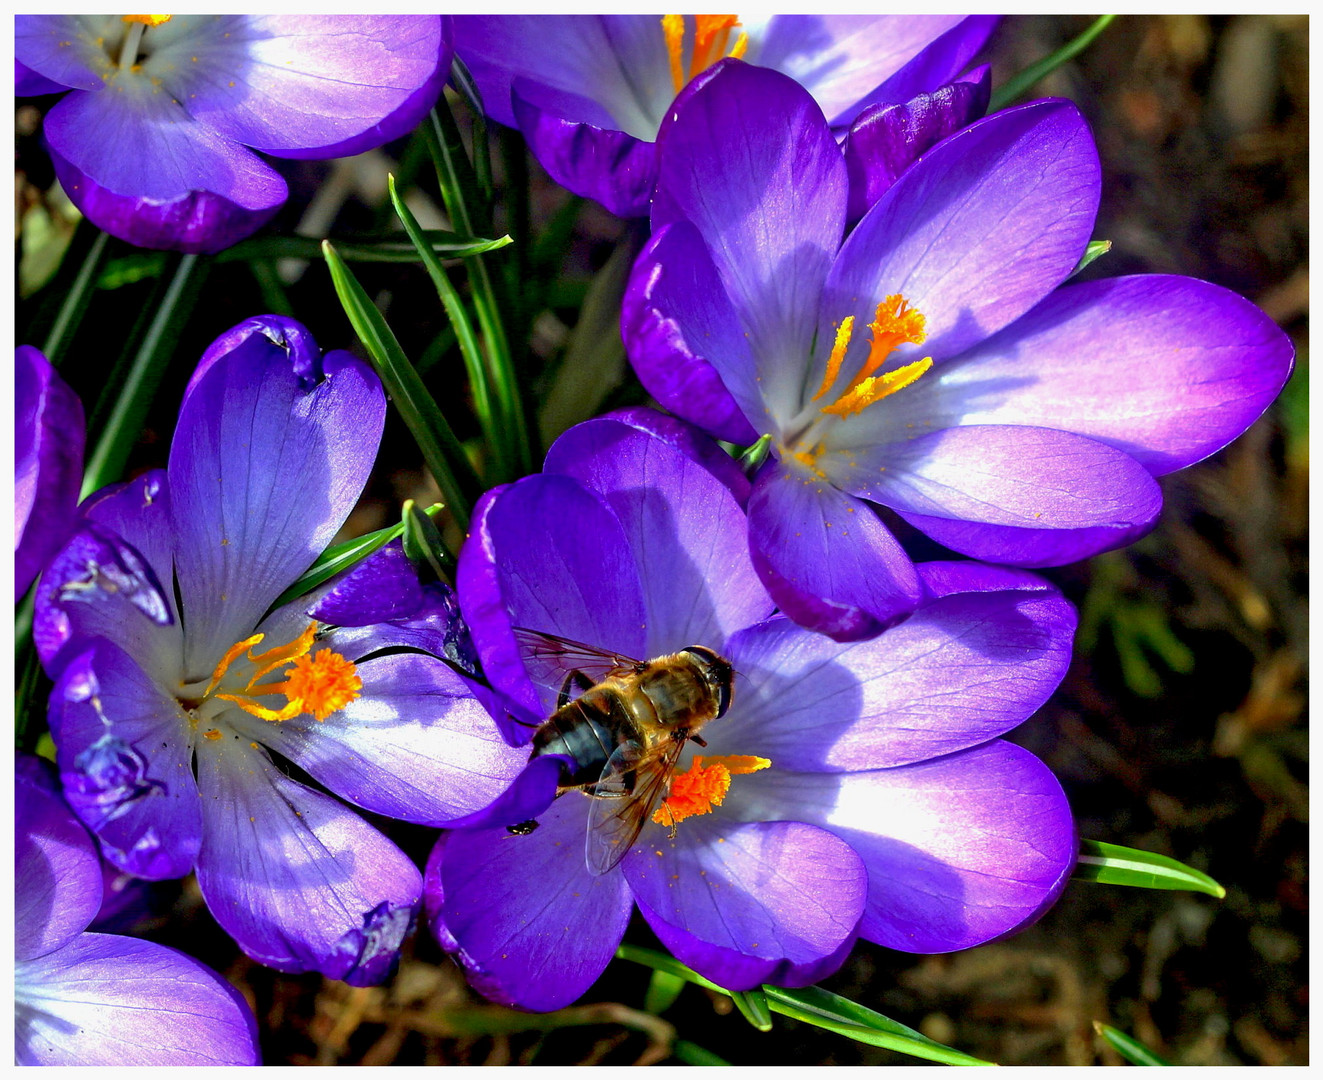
15, 14, 1307, 1066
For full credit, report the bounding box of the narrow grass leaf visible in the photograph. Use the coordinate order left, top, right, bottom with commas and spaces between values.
1070, 239, 1112, 278
81, 251, 209, 498
220, 231, 510, 264
729, 987, 773, 1032
322, 239, 481, 528
387, 174, 498, 469
402, 498, 455, 581
672, 1040, 731, 1066
615, 945, 993, 1066
644, 969, 687, 1016
269, 504, 443, 612
1074, 839, 1226, 897
990, 15, 1117, 111
1095, 1022, 1170, 1065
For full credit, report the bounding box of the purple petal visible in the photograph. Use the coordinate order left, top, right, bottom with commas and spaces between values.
755, 15, 990, 125
169, 332, 384, 674
48, 642, 201, 880
185, 315, 326, 402
15, 58, 74, 97
15, 757, 102, 960
427, 795, 634, 1011
43, 90, 286, 253
240, 651, 529, 825
453, 15, 671, 137
514, 85, 660, 219
843, 67, 990, 222
819, 99, 1099, 369
622, 221, 762, 443
916, 559, 1061, 601
654, 61, 847, 423
15, 16, 109, 91
860, 16, 999, 111
440, 753, 564, 831
847, 425, 1164, 565
193, 738, 420, 985
311, 541, 424, 626
15, 346, 86, 599
719, 584, 1075, 769
545, 413, 774, 653
33, 513, 178, 683
626, 818, 865, 991
747, 460, 920, 641
738, 741, 1076, 952
320, 581, 480, 679
15, 932, 260, 1066
918, 275, 1296, 475
176, 16, 450, 159
457, 476, 647, 720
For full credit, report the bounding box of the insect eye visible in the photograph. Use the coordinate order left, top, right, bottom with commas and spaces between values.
682, 645, 735, 717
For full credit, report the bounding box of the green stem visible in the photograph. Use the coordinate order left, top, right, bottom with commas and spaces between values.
989, 14, 1118, 112
80, 252, 209, 498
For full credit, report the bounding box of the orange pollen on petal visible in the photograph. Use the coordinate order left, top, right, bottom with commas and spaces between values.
208, 621, 361, 723
816, 295, 931, 420
652, 754, 771, 828
122, 14, 172, 26
662, 14, 748, 94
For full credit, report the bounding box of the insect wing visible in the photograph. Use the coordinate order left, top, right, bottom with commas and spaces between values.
513, 627, 642, 705
585, 737, 686, 876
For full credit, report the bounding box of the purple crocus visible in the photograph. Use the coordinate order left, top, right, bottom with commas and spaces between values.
453, 14, 996, 217
14, 15, 451, 252
425, 410, 1077, 1010
16, 755, 259, 1065
15, 346, 85, 600
32, 315, 528, 984
623, 61, 1294, 641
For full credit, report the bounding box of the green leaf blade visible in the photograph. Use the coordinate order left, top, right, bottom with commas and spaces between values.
1074, 840, 1226, 898
616, 944, 993, 1066
1095, 1022, 1170, 1065
321, 239, 482, 530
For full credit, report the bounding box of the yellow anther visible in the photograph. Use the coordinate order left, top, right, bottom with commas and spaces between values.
819, 357, 933, 419
122, 14, 172, 26
813, 316, 855, 401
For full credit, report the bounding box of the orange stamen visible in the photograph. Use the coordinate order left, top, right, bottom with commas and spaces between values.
662, 14, 747, 94
652, 754, 771, 828
209, 621, 361, 723
814, 294, 931, 420
122, 14, 172, 26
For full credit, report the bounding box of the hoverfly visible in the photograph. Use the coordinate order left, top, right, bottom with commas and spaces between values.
507, 628, 735, 875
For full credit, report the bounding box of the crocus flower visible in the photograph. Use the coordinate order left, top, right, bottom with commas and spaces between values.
14, 15, 452, 252
426, 409, 1077, 1011
33, 315, 529, 984
623, 61, 1294, 640
15, 754, 259, 1065
15, 345, 85, 600
452, 14, 996, 217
